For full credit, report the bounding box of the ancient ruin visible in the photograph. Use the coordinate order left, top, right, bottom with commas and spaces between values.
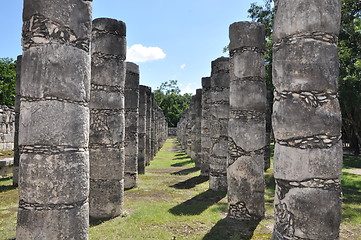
17, 0, 92, 238
89, 18, 126, 220
138, 85, 148, 174
200, 77, 211, 176
209, 57, 230, 191
272, 0, 343, 239
124, 62, 139, 189
227, 21, 266, 220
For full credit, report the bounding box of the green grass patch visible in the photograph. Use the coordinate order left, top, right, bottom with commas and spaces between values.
0, 139, 360, 239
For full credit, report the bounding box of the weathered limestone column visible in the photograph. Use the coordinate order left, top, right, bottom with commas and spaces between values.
145, 87, 152, 166
190, 89, 202, 167
13, 55, 21, 187
138, 85, 147, 174
209, 57, 230, 191
151, 93, 156, 159
228, 21, 266, 220
89, 18, 126, 220
17, 1, 92, 238
272, 1, 342, 239
124, 62, 139, 189
201, 77, 211, 176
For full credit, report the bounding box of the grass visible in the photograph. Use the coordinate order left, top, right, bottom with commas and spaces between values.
0, 139, 360, 239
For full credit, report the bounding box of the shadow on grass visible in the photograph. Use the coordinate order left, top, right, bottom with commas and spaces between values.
171, 167, 199, 176
172, 156, 190, 161
0, 176, 17, 193
170, 175, 209, 189
343, 154, 361, 168
174, 153, 187, 157
171, 160, 193, 167
202, 217, 260, 240
169, 189, 226, 216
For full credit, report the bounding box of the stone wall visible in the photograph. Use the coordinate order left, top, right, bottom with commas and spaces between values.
0, 106, 15, 150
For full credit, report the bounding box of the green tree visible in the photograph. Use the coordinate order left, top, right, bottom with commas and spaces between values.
338, 0, 361, 154
153, 80, 192, 127
0, 58, 16, 106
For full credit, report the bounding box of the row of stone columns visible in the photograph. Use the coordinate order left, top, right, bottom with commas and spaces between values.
16, 2, 168, 238
177, 0, 342, 237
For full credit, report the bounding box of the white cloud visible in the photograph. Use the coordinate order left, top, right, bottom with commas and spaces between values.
180, 83, 197, 95
127, 44, 166, 63
180, 64, 186, 69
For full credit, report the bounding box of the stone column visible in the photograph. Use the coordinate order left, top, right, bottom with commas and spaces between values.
138, 85, 147, 174
272, 1, 342, 239
228, 21, 266, 220
145, 87, 152, 166
151, 93, 156, 159
209, 57, 230, 191
89, 18, 126, 220
124, 62, 139, 189
191, 89, 202, 167
201, 77, 211, 176
13, 55, 21, 187
17, 1, 92, 238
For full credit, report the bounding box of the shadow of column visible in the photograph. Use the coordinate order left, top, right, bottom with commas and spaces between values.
202, 217, 261, 240
169, 189, 226, 216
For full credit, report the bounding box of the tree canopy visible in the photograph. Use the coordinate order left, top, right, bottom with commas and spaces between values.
153, 80, 192, 127
0, 58, 16, 106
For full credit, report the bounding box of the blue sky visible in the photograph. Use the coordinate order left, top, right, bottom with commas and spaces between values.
0, 0, 264, 94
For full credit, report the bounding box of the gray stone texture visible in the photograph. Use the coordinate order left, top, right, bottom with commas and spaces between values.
89, 18, 126, 220
17, 0, 92, 238
209, 57, 230, 191
13, 55, 22, 186
145, 87, 152, 166
190, 89, 202, 167
227, 21, 266, 220
124, 62, 139, 189
0, 106, 15, 151
201, 77, 211, 176
138, 85, 147, 174
272, 1, 343, 239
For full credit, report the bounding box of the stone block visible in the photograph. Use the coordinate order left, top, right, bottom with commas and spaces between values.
273, 0, 341, 42
90, 90, 124, 110
274, 188, 341, 239
229, 80, 266, 111
229, 21, 265, 51
17, 202, 89, 240
228, 119, 266, 152
272, 97, 342, 140
89, 179, 123, 219
90, 111, 124, 146
273, 39, 339, 92
23, 0, 92, 43
19, 101, 89, 147
228, 155, 265, 219
274, 141, 343, 181
21, 45, 91, 102
91, 59, 126, 86
19, 152, 89, 204
230, 51, 264, 80
89, 148, 124, 179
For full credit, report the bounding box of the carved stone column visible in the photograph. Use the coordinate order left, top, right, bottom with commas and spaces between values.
209, 57, 230, 191
89, 18, 126, 220
201, 77, 211, 176
228, 21, 266, 220
17, 1, 92, 238
124, 62, 139, 189
272, 1, 343, 239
